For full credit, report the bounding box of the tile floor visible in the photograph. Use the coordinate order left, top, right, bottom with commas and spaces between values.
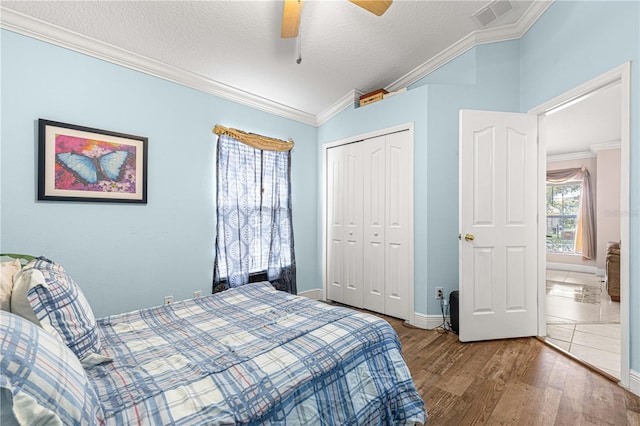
545, 270, 621, 379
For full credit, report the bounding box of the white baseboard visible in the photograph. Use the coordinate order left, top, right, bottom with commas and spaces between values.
298, 288, 322, 300
300, 300, 450, 331
546, 262, 598, 274
630, 369, 640, 397
413, 312, 450, 330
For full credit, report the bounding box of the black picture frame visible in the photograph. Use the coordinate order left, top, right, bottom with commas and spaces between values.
38, 119, 148, 204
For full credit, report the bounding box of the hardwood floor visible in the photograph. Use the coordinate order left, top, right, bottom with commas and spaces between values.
382, 315, 640, 425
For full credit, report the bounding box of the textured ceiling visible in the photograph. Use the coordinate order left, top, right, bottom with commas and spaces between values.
3, 0, 537, 118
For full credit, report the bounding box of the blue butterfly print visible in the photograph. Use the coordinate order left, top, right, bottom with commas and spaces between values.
57, 151, 129, 184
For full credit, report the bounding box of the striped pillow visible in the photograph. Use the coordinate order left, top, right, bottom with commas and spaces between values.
24, 258, 111, 366
0, 311, 105, 425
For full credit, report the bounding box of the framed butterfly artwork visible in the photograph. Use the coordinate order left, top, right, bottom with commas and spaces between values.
38, 119, 148, 203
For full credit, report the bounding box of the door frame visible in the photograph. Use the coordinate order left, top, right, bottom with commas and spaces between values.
528, 62, 631, 389
321, 122, 415, 326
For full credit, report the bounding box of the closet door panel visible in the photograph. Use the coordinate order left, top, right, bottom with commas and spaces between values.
326, 146, 345, 303
343, 143, 364, 308
384, 132, 412, 320
363, 136, 386, 313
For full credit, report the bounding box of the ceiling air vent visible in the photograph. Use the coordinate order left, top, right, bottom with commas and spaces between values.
472, 0, 513, 28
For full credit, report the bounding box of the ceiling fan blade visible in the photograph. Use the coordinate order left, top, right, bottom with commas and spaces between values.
348, 0, 392, 16
281, 0, 304, 38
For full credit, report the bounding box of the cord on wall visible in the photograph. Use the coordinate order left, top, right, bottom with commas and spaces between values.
434, 296, 453, 334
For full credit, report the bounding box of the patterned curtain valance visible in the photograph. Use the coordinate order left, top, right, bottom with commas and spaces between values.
213, 125, 294, 152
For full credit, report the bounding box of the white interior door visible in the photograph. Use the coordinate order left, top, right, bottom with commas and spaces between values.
383, 131, 412, 320
343, 143, 364, 308
459, 110, 538, 342
363, 136, 386, 313
327, 145, 345, 303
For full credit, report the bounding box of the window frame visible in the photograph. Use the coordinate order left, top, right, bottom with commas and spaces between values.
545, 180, 582, 254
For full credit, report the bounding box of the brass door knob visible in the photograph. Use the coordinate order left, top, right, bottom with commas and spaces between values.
464, 233, 475, 241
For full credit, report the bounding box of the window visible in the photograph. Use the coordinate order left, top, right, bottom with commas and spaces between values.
546, 182, 581, 253
213, 132, 296, 294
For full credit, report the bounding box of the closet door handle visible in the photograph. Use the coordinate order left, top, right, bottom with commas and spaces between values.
374, 232, 379, 237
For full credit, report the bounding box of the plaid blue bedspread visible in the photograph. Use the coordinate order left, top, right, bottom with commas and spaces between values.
88, 282, 426, 425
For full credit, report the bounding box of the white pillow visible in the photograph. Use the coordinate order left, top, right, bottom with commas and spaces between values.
9, 268, 45, 326
13, 258, 112, 368
1, 260, 22, 312
0, 311, 105, 425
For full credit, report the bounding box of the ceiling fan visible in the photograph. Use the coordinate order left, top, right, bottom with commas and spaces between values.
281, 0, 393, 38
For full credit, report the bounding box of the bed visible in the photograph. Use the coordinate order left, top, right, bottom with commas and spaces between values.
1, 256, 426, 425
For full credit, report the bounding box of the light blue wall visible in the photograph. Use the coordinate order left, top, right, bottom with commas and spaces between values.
518, 0, 640, 374
419, 40, 521, 315
2, 0, 638, 370
0, 30, 318, 317
318, 41, 520, 316
318, 86, 429, 313
320, 2, 640, 374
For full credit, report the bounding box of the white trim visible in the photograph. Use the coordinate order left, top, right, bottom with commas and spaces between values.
316, 89, 363, 126
596, 268, 605, 277
0, 7, 317, 127
537, 114, 547, 338
1, 3, 551, 127
630, 370, 640, 397
618, 62, 631, 392
413, 313, 452, 331
546, 151, 595, 163
385, 0, 553, 93
545, 141, 622, 165
530, 62, 631, 390
528, 64, 630, 116
321, 123, 415, 326
322, 122, 413, 150
298, 288, 322, 300
590, 140, 621, 152
546, 262, 598, 275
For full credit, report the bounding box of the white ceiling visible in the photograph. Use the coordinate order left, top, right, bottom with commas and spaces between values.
544, 83, 621, 156
1, 0, 547, 124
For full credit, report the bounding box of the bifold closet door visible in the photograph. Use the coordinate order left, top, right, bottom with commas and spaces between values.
383, 131, 412, 320
327, 143, 363, 307
327, 131, 411, 319
363, 132, 412, 320
363, 136, 386, 314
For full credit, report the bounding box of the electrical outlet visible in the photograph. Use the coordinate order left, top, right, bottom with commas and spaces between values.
435, 287, 444, 300
193, 290, 202, 299
164, 295, 174, 305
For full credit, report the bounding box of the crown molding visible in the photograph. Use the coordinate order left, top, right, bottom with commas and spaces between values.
2, 2, 552, 127
547, 151, 595, 163
0, 7, 317, 127
590, 140, 621, 152
545, 141, 621, 163
385, 1, 553, 93
315, 89, 363, 126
